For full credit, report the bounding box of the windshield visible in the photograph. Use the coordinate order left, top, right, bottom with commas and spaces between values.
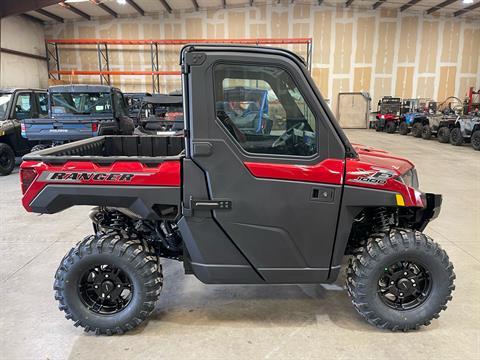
0, 93, 12, 119
51, 92, 112, 115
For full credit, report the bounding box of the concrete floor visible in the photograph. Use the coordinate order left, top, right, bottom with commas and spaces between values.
0, 129, 479, 360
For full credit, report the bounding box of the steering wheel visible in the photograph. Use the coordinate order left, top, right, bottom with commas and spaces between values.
272, 122, 305, 148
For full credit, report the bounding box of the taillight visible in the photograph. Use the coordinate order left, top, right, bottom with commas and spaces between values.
21, 123, 26, 134
20, 167, 37, 194
92, 122, 98, 132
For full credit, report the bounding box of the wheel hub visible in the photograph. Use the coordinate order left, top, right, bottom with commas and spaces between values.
378, 260, 431, 310
396, 278, 413, 295
0, 151, 11, 167
78, 264, 133, 315
100, 280, 115, 294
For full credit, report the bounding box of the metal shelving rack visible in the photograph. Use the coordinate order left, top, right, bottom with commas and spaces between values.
45, 37, 313, 93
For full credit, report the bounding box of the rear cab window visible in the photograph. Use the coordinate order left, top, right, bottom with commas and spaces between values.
50, 92, 112, 115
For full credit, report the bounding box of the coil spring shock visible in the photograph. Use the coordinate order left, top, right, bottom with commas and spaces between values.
372, 207, 390, 232
110, 212, 124, 229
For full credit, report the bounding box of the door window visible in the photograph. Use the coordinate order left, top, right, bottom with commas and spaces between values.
113, 91, 128, 117
14, 93, 32, 120
36, 93, 49, 117
214, 63, 317, 157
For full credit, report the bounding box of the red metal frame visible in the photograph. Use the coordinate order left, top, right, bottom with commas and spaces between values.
45, 37, 313, 92
466, 87, 480, 113
49, 70, 181, 76
46, 38, 312, 45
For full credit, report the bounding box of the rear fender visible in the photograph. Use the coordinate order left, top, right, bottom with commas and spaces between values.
21, 160, 182, 220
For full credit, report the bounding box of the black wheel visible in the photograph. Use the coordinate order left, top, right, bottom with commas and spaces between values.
398, 122, 409, 135
471, 130, 480, 151
385, 121, 397, 134
449, 127, 463, 146
30, 144, 48, 153
0, 143, 15, 176
54, 231, 162, 335
437, 127, 450, 143
421, 125, 432, 140
346, 229, 455, 331
375, 123, 383, 132
411, 123, 423, 138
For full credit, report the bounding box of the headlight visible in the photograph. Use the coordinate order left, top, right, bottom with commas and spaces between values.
397, 168, 419, 189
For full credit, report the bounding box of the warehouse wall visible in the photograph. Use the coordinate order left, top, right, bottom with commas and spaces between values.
44, 3, 480, 113
0, 16, 48, 89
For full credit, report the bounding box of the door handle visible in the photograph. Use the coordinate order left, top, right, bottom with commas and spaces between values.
311, 186, 335, 202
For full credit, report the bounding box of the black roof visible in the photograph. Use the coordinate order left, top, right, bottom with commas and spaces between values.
142, 94, 183, 105
180, 44, 307, 67
0, 88, 45, 93
49, 84, 119, 93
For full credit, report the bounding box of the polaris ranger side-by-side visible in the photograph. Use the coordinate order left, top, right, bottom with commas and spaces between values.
21, 85, 134, 150
373, 96, 401, 133
20, 45, 455, 335
0, 88, 47, 175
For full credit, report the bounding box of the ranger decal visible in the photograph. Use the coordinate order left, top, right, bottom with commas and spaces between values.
38, 171, 148, 183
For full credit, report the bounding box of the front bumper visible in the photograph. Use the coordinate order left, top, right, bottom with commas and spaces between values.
415, 193, 442, 231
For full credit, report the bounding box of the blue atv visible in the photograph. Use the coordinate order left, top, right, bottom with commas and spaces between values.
398, 99, 434, 137
22, 85, 134, 151
399, 112, 428, 136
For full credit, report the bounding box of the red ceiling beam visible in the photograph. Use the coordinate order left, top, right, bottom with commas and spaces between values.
46, 38, 313, 45
50, 70, 181, 76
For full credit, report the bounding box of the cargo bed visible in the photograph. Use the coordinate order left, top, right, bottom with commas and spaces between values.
23, 135, 185, 164
21, 135, 184, 218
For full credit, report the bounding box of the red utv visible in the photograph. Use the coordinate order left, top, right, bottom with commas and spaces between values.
373, 96, 402, 133
19, 45, 454, 335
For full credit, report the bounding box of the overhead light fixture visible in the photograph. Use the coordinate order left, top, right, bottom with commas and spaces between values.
117, 0, 127, 4
462, 0, 474, 4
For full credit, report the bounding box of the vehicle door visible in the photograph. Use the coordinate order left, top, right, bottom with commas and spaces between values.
112, 90, 133, 134
184, 49, 346, 283
11, 91, 34, 151
34, 91, 49, 118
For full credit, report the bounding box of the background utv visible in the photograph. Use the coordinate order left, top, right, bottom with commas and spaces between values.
0, 88, 46, 175
20, 45, 455, 335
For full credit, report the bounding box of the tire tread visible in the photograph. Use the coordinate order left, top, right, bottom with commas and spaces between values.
54, 231, 162, 335
346, 228, 455, 331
